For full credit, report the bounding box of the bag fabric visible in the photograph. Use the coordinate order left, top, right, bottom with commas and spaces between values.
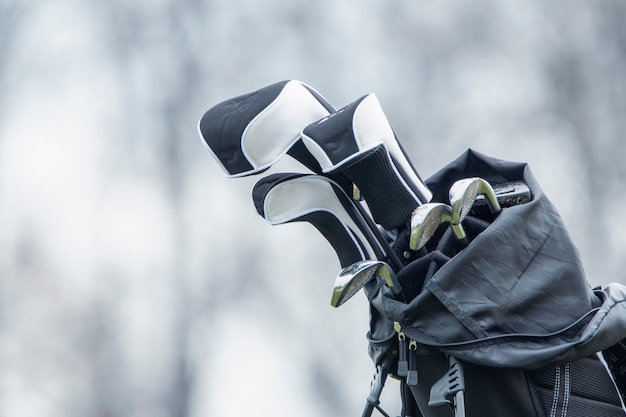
366, 149, 626, 369
387, 349, 625, 417
364, 149, 626, 416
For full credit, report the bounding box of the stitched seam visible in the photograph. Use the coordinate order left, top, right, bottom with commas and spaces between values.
561, 363, 570, 417
427, 282, 488, 338
551, 366, 561, 417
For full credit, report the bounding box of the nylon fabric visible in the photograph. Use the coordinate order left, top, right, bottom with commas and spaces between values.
365, 149, 626, 369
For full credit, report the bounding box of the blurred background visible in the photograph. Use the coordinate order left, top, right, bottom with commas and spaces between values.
1, 0, 625, 416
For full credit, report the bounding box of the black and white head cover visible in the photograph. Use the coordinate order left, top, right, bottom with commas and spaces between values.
198, 80, 335, 177
301, 93, 432, 229
252, 173, 386, 268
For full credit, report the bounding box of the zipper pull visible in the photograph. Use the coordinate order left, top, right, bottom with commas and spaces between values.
407, 339, 419, 386
394, 322, 408, 378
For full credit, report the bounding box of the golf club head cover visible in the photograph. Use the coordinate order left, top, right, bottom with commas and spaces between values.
198, 80, 335, 177
301, 93, 433, 230
252, 173, 385, 268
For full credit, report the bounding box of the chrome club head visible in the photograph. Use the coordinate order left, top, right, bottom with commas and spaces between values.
409, 203, 466, 251
449, 177, 501, 227
331, 260, 401, 307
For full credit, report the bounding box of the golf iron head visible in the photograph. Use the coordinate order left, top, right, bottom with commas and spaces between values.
409, 179, 531, 253
331, 260, 402, 307
301, 93, 432, 230
449, 177, 501, 227
475, 180, 531, 212
409, 203, 467, 251
252, 173, 388, 269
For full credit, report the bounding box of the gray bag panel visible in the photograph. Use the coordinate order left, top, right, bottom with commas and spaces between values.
366, 149, 626, 369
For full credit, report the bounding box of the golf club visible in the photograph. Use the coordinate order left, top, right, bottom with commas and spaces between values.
198, 80, 335, 177
449, 177, 501, 230
409, 203, 468, 252
301, 93, 432, 230
481, 180, 531, 210
198, 81, 416, 266
197, 79, 359, 197
331, 260, 402, 307
252, 173, 403, 269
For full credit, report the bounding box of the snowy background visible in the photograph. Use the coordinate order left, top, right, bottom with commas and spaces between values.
1, 1, 626, 416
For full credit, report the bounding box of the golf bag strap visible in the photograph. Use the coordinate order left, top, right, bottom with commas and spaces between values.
603, 340, 626, 405
528, 355, 626, 417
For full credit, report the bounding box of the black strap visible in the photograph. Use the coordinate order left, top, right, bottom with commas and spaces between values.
529, 355, 625, 417
401, 380, 423, 417
603, 339, 626, 405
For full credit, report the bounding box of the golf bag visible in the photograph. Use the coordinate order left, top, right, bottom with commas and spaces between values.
198, 80, 626, 416
364, 149, 626, 417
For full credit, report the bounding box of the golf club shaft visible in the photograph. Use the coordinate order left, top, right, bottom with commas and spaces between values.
353, 203, 403, 270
